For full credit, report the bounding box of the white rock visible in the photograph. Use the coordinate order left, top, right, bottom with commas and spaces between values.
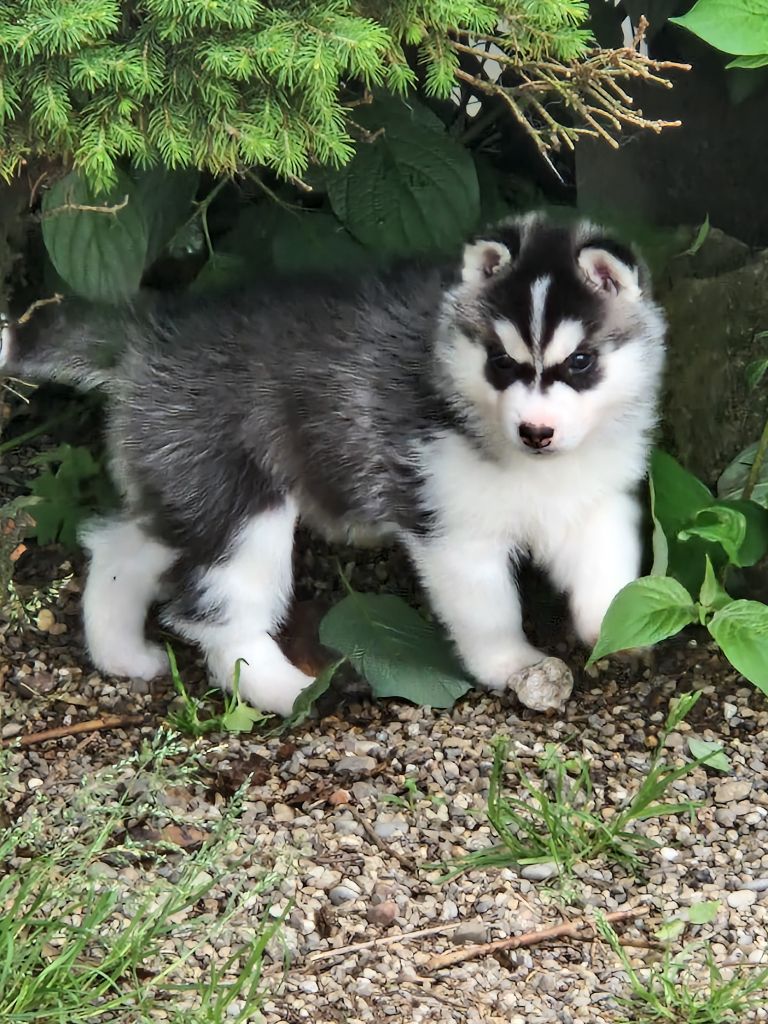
714, 780, 752, 804
727, 889, 758, 910
507, 657, 573, 712
521, 861, 559, 882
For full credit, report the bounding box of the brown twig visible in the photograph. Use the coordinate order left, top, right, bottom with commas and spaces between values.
16, 293, 63, 326
308, 921, 464, 964
425, 906, 650, 971
0, 714, 146, 749
344, 804, 419, 874
42, 194, 130, 218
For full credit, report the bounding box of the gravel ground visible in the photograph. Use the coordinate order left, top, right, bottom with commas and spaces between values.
2, 535, 768, 1024
2, 425, 768, 1023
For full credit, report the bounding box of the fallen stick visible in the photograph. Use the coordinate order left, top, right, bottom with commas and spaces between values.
0, 714, 145, 748
425, 905, 650, 971
308, 921, 464, 963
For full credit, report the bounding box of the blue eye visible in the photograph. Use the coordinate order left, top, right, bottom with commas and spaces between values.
566, 351, 596, 373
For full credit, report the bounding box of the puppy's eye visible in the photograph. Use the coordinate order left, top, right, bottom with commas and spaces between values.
488, 351, 518, 371
566, 351, 596, 373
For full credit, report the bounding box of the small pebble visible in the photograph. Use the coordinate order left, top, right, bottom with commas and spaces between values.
727, 890, 758, 910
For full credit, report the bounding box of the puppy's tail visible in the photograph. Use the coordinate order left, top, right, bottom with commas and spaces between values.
0, 296, 126, 390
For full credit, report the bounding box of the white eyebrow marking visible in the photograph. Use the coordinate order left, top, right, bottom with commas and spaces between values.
543, 319, 586, 367
529, 275, 550, 372
493, 318, 533, 364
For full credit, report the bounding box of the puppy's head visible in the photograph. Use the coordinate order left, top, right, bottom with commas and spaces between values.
438, 214, 666, 455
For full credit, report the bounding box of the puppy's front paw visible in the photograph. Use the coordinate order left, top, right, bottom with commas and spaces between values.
506, 656, 573, 712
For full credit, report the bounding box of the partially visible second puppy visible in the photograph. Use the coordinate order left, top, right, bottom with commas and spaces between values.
0, 213, 666, 714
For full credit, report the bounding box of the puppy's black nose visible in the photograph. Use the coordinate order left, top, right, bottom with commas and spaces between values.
519, 423, 554, 449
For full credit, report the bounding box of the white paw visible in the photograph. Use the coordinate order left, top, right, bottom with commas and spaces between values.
231, 663, 315, 717
469, 643, 549, 692
92, 642, 167, 681
506, 657, 573, 712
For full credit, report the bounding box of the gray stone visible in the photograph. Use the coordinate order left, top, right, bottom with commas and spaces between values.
329, 883, 361, 906
521, 862, 559, 882
728, 890, 758, 911
451, 920, 489, 945
714, 780, 753, 805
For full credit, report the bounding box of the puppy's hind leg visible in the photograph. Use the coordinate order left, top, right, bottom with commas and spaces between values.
162, 499, 313, 717
81, 515, 177, 680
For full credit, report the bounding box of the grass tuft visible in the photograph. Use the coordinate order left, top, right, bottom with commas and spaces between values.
598, 912, 768, 1024
0, 729, 283, 1023
440, 691, 718, 883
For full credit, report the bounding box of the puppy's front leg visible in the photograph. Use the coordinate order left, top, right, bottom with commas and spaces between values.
406, 533, 545, 690
546, 490, 642, 648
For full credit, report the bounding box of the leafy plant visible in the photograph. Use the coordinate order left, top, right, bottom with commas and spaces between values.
590, 450, 768, 696
439, 691, 723, 882
167, 644, 343, 737
27, 442, 116, 547
598, 906, 768, 1024
0, 730, 284, 1023
671, 0, 768, 70
0, 1, 681, 193
320, 588, 472, 709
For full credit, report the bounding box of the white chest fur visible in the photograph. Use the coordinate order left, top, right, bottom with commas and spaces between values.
418, 430, 648, 555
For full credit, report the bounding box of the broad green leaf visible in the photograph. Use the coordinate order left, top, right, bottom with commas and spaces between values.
717, 499, 768, 566
42, 169, 148, 303
327, 97, 480, 258
708, 600, 768, 694
220, 700, 269, 733
698, 556, 732, 614
191, 252, 250, 293
679, 505, 747, 565
729, 53, 768, 68
687, 899, 721, 924
650, 450, 713, 537
134, 166, 199, 264
671, 0, 768, 56
271, 211, 372, 275
319, 592, 472, 708
588, 577, 698, 664
718, 442, 768, 509
649, 474, 669, 577
687, 738, 731, 772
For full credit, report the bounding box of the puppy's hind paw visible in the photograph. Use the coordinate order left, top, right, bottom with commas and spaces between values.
507, 656, 573, 712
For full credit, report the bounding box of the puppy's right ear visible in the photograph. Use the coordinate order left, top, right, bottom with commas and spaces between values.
460, 239, 512, 286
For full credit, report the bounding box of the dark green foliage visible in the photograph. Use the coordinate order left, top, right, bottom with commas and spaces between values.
28, 443, 116, 547
0, 0, 592, 191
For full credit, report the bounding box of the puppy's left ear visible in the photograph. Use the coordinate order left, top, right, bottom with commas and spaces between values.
461, 239, 512, 286
578, 240, 641, 301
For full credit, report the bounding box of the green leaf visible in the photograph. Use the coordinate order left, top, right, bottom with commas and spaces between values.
670, 0, 768, 56
271, 211, 372, 275
687, 739, 731, 773
588, 577, 698, 664
42, 169, 148, 303
716, 499, 768, 566
679, 505, 747, 565
708, 600, 768, 694
687, 899, 721, 924
746, 357, 768, 390
728, 53, 768, 68
680, 214, 710, 257
718, 443, 768, 509
650, 450, 713, 537
281, 659, 344, 732
698, 556, 732, 613
220, 700, 268, 733
649, 474, 669, 577
327, 97, 480, 258
319, 592, 472, 708
656, 917, 686, 944
134, 165, 199, 264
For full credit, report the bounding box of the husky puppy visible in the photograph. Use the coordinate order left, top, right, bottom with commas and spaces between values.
0, 214, 665, 714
